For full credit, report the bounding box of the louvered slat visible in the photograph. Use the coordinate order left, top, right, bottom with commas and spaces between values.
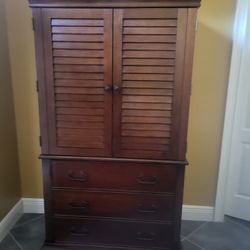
54, 58, 104, 65
55, 80, 104, 88
52, 34, 104, 42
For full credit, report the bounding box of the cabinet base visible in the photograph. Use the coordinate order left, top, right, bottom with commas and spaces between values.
42, 242, 183, 250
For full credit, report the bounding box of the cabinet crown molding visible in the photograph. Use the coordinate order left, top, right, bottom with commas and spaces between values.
29, 0, 201, 8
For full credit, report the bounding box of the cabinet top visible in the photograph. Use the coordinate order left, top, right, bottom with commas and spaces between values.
28, 0, 201, 8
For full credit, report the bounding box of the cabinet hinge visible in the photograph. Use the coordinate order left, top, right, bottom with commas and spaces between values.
32, 17, 35, 31
36, 80, 39, 92
39, 136, 42, 146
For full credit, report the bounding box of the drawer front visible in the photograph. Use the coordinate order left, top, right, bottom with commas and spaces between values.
54, 217, 173, 249
52, 160, 178, 193
53, 190, 175, 221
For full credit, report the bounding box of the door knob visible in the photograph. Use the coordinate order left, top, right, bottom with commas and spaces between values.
104, 85, 112, 92
113, 85, 121, 92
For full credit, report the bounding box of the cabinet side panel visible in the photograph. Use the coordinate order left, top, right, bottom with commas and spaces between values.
32, 8, 49, 153
177, 8, 198, 159
170, 8, 188, 160
174, 165, 185, 247
42, 159, 54, 243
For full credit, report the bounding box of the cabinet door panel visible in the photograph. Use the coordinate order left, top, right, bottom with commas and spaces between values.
113, 8, 189, 160
42, 9, 112, 156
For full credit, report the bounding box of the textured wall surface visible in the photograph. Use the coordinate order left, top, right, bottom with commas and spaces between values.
0, 0, 21, 220
4, 0, 236, 206
184, 0, 236, 205
5, 0, 42, 198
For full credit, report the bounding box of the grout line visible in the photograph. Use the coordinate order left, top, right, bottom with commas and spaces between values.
12, 215, 44, 229
185, 238, 207, 250
9, 232, 23, 250
226, 216, 250, 232
182, 221, 209, 241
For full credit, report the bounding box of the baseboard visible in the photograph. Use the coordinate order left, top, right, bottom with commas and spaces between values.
22, 198, 44, 213
182, 205, 214, 221
22, 198, 214, 221
0, 199, 23, 241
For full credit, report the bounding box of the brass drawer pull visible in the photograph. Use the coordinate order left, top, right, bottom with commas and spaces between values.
136, 232, 156, 241
137, 203, 158, 214
69, 201, 89, 209
137, 174, 158, 185
67, 170, 88, 182
70, 226, 89, 236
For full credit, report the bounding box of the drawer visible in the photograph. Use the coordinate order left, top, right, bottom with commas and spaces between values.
53, 190, 175, 221
54, 217, 173, 249
52, 160, 178, 193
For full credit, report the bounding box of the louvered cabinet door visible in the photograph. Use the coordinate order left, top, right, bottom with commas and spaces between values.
113, 8, 192, 160
41, 9, 112, 156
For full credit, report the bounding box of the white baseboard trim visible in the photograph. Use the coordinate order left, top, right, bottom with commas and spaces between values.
22, 198, 214, 221
22, 198, 44, 214
0, 199, 23, 241
182, 205, 215, 221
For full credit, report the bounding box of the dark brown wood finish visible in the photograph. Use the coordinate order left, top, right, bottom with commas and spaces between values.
51, 160, 178, 193
177, 8, 198, 159
54, 217, 174, 249
29, 0, 201, 8
42, 8, 113, 157
40, 155, 188, 165
30, 1, 200, 249
42, 159, 54, 242
174, 165, 185, 248
53, 190, 175, 220
32, 9, 49, 153
113, 8, 188, 160
170, 8, 189, 161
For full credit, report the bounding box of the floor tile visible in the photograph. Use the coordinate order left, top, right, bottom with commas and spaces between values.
181, 220, 206, 237
188, 219, 250, 250
226, 215, 250, 230
0, 234, 20, 250
14, 213, 43, 227
42, 247, 65, 249
2, 213, 250, 250
182, 239, 204, 250
11, 215, 45, 250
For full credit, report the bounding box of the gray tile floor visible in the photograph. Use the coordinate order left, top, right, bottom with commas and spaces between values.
0, 214, 250, 250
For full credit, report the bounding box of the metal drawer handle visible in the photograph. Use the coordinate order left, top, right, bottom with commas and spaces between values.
136, 232, 156, 241
67, 170, 88, 182
69, 201, 89, 209
70, 226, 89, 236
137, 174, 158, 185
137, 203, 158, 214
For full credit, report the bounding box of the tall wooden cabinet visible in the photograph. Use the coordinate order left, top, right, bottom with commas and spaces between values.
29, 0, 200, 249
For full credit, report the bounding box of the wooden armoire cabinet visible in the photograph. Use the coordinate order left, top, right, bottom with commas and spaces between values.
29, 0, 200, 249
